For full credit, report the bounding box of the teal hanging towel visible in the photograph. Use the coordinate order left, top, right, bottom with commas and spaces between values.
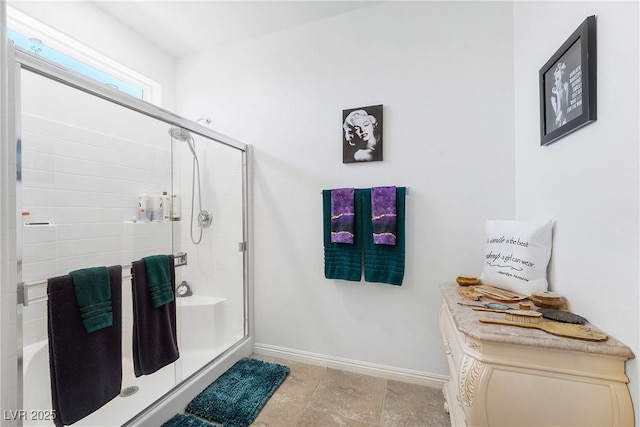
323, 189, 363, 281
70, 266, 113, 333
362, 187, 406, 285
142, 255, 174, 308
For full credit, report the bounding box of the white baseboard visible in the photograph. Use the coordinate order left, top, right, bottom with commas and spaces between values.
252, 343, 447, 389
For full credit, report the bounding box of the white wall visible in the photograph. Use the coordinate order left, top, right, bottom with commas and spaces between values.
7, 1, 176, 109
513, 0, 639, 420
177, 1, 515, 376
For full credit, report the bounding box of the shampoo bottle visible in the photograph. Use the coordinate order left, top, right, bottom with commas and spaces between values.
162, 192, 170, 222
152, 193, 163, 222
137, 192, 149, 223
171, 193, 181, 221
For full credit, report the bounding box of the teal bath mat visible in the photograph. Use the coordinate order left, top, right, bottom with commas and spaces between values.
162, 413, 218, 427
186, 358, 290, 427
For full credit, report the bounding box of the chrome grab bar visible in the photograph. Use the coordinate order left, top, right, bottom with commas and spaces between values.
19, 252, 188, 306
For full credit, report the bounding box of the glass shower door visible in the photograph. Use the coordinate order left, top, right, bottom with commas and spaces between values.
18, 68, 175, 426
171, 131, 247, 381
18, 60, 248, 427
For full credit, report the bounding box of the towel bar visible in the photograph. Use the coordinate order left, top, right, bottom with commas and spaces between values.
321, 186, 409, 195
18, 252, 188, 306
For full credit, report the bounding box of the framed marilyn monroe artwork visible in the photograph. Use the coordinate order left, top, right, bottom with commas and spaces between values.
539, 16, 596, 146
342, 104, 383, 163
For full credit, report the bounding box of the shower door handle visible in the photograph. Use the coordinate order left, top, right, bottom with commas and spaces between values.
18, 282, 27, 306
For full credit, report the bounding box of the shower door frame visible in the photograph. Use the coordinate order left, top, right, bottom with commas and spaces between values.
10, 43, 253, 426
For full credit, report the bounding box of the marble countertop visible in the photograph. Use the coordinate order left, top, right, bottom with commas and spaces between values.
440, 281, 635, 359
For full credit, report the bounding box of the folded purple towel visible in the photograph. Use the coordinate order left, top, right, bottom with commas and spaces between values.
371, 186, 397, 245
331, 188, 355, 244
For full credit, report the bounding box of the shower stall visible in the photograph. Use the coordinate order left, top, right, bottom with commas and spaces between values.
8, 43, 252, 426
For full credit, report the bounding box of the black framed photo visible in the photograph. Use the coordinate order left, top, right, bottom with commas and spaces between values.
342, 104, 383, 163
539, 15, 597, 146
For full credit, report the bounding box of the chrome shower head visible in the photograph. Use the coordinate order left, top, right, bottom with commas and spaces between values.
168, 126, 193, 142
169, 126, 198, 159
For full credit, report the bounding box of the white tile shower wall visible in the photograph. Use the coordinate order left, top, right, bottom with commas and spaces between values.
20, 124, 245, 349
20, 114, 172, 348
21, 121, 169, 214
19, 69, 247, 352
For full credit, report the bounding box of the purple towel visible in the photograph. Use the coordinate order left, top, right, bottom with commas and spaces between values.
331, 188, 355, 244
131, 254, 179, 377
47, 265, 122, 427
371, 186, 397, 245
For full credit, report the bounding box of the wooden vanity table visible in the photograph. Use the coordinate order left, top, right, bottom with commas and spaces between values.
439, 282, 635, 426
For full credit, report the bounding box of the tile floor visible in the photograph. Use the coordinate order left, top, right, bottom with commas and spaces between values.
250, 354, 452, 427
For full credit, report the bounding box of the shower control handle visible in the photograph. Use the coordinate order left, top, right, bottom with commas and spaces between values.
198, 209, 212, 228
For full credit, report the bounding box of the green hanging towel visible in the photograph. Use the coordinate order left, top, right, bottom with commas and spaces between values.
323, 190, 363, 281
362, 187, 406, 285
70, 266, 113, 333
142, 255, 175, 307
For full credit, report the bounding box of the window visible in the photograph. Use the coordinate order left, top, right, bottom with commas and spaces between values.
6, 6, 160, 104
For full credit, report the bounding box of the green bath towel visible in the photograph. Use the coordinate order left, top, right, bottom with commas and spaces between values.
143, 255, 175, 307
323, 190, 363, 281
362, 187, 406, 285
70, 266, 113, 333
323, 187, 406, 285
